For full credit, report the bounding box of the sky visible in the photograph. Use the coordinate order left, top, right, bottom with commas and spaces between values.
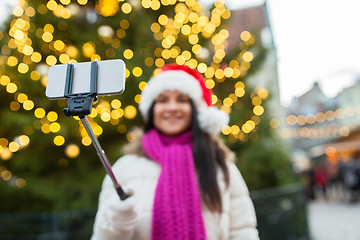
1, 0, 360, 106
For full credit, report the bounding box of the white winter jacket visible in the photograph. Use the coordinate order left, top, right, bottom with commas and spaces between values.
91, 154, 259, 240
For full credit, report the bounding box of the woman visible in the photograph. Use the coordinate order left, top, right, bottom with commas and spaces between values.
91, 64, 259, 240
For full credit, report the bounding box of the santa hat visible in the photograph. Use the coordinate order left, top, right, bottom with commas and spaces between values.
139, 64, 229, 134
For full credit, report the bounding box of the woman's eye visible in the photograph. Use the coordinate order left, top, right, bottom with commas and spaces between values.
156, 97, 168, 103
178, 96, 190, 103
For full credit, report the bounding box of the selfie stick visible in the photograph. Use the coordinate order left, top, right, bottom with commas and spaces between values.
62, 61, 130, 200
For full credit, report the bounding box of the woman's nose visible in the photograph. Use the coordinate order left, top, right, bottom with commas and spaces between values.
166, 100, 180, 110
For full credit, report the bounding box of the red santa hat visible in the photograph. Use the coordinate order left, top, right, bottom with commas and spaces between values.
139, 64, 229, 134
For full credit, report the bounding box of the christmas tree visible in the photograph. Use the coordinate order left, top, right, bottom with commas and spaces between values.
0, 0, 294, 212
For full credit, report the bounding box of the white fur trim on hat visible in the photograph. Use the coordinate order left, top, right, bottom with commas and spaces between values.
197, 107, 229, 134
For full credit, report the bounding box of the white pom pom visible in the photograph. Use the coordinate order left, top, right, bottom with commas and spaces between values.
197, 107, 229, 134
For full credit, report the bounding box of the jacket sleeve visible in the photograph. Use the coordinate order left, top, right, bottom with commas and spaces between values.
91, 156, 138, 240
228, 163, 259, 240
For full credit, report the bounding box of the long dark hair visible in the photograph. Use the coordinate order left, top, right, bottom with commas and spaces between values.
144, 100, 230, 212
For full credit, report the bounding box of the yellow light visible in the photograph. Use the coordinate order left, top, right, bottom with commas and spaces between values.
14, 30, 25, 40
138, 81, 147, 91
42, 32, 53, 42
240, 31, 251, 41
0, 138, 8, 147
253, 106, 264, 116
94, 126, 103, 136
0, 75, 11, 85
252, 96, 262, 106
134, 94, 141, 104
47, 111, 58, 122
223, 98, 233, 107
121, 3, 132, 14
221, 125, 231, 135
151, 23, 161, 33
257, 88, 269, 99
10, 101, 20, 111
125, 68, 130, 78
224, 67, 234, 78
243, 51, 254, 62
65, 144, 80, 158
19, 135, 30, 146
230, 125, 240, 135
120, 19, 130, 29
181, 25, 191, 35
155, 58, 165, 67
7, 56, 18, 66
151, 0, 160, 10
197, 63, 207, 73
111, 109, 121, 119
9, 142, 20, 152
215, 69, 224, 80
189, 12, 198, 22
82, 136, 92, 146
175, 56, 185, 65
50, 122, 61, 133
101, 112, 111, 122
188, 35, 199, 44
6, 83, 18, 93
82, 42, 95, 58
54, 40, 65, 51
47, 0, 58, 11
13, 6, 24, 17
111, 99, 121, 109
25, 7, 35, 17
77, 0, 88, 5
17, 93, 28, 103
34, 108, 46, 118
91, 54, 101, 61
242, 123, 251, 134
124, 105, 137, 119
123, 49, 134, 59
18, 63, 29, 73
1, 147, 12, 160
54, 135, 65, 146
132, 67, 143, 77
235, 88, 245, 98
23, 100, 34, 110
2, 170, 12, 181
60, 0, 71, 5
31, 52, 42, 63
66, 46, 79, 58
23, 45, 34, 55
215, 49, 226, 59
59, 54, 70, 64
205, 79, 215, 89
211, 94, 218, 105
158, 15, 169, 25
16, 178, 26, 188
46, 55, 57, 66
142, 0, 151, 8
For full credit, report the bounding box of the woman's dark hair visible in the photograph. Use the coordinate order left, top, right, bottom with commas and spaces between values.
144, 100, 230, 212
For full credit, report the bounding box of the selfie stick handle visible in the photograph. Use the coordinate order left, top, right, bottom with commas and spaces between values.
80, 116, 130, 200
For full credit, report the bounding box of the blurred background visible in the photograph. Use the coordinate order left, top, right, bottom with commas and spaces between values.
0, 0, 360, 239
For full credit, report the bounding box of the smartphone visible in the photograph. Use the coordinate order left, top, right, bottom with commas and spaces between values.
46, 59, 126, 99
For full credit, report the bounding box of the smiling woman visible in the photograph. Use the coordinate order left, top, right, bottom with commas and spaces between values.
91, 64, 259, 240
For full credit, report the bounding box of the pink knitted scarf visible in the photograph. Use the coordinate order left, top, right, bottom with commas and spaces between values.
142, 128, 207, 240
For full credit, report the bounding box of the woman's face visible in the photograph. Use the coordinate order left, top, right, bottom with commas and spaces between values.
153, 90, 192, 136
